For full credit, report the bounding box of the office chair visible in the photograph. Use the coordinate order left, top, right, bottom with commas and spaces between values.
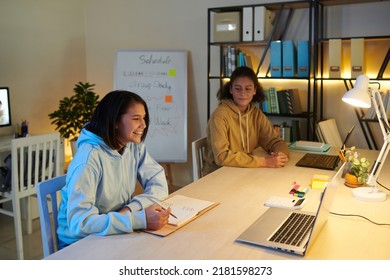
36, 174, 66, 258
0, 132, 62, 259
191, 137, 207, 181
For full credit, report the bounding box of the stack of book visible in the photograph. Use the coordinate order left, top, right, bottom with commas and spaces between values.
262, 88, 302, 115
222, 46, 253, 77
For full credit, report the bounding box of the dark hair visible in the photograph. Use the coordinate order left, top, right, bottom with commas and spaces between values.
217, 66, 265, 103
85, 90, 150, 150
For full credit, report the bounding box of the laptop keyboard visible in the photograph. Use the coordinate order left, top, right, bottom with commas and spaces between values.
311, 155, 338, 169
268, 212, 315, 246
296, 154, 339, 170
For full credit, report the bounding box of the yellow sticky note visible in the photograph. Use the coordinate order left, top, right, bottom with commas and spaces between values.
168, 69, 176, 77
311, 180, 328, 190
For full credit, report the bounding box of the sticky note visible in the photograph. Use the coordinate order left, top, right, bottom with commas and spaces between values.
310, 174, 330, 190
168, 69, 176, 77
165, 95, 173, 103
311, 180, 328, 190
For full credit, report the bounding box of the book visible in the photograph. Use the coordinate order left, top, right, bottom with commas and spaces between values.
288, 141, 331, 153
268, 87, 279, 114
276, 89, 289, 114
291, 119, 301, 142
285, 88, 302, 114
280, 124, 291, 142
144, 195, 219, 237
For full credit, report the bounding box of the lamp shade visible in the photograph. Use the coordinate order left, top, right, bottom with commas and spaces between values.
342, 74, 371, 108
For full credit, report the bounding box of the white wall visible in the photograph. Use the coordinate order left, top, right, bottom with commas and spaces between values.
1, 0, 389, 189
0, 0, 86, 137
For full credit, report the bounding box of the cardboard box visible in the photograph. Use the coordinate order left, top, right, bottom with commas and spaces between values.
214, 12, 241, 42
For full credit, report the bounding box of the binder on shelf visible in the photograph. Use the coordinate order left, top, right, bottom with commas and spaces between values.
282, 40, 296, 77
270, 41, 282, 77
297, 40, 309, 77
351, 38, 364, 78
242, 7, 253, 41
254, 6, 275, 41
328, 39, 342, 78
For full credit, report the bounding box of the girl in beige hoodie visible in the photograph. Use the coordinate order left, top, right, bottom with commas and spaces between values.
203, 66, 289, 176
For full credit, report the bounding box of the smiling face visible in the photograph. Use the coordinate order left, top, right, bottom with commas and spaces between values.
116, 102, 147, 145
230, 76, 257, 113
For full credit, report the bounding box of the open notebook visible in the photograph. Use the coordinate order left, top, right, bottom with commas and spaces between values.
144, 195, 219, 237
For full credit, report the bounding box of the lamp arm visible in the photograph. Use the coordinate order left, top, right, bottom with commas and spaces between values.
371, 89, 390, 136
366, 89, 390, 188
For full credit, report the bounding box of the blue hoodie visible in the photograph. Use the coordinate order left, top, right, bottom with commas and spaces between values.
57, 128, 169, 246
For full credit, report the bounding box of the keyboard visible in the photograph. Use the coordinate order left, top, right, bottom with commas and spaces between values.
268, 212, 315, 246
296, 153, 340, 170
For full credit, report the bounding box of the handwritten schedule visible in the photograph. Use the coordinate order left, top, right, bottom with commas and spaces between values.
114, 50, 187, 162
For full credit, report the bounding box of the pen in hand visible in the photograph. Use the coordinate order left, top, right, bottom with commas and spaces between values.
147, 197, 178, 219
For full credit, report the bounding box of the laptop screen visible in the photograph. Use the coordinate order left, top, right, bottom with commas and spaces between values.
305, 163, 345, 254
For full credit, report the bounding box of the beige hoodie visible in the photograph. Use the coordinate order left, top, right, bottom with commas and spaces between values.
203, 99, 289, 175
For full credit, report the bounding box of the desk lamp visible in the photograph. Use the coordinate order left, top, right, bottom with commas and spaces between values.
342, 74, 389, 202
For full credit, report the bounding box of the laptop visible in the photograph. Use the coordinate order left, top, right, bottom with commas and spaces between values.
295, 125, 355, 170
236, 165, 344, 256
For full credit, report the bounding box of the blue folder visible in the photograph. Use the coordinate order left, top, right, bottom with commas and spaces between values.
297, 40, 309, 77
282, 40, 296, 77
270, 41, 282, 77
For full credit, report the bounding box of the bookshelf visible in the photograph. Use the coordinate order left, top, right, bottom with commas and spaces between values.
313, 0, 390, 149
207, 1, 316, 141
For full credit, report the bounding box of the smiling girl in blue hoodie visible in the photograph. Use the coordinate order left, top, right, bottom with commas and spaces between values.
57, 90, 171, 248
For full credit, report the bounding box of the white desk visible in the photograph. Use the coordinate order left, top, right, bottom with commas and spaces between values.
46, 149, 390, 260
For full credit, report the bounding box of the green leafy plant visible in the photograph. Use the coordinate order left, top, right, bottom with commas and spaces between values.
48, 82, 99, 141
345, 146, 371, 183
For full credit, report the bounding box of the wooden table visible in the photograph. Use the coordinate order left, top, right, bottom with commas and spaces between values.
46, 149, 390, 260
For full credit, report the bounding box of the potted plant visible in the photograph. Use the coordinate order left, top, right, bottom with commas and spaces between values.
48, 82, 99, 153
344, 146, 371, 187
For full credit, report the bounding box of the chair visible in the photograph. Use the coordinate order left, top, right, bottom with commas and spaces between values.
0, 132, 62, 259
36, 174, 66, 257
317, 118, 343, 148
191, 137, 207, 181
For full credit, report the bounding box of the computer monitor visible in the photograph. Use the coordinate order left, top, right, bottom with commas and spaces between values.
0, 87, 11, 127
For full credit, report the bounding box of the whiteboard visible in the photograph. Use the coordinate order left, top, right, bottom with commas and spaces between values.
114, 50, 187, 162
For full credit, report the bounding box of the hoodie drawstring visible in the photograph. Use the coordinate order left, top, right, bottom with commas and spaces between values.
238, 112, 250, 153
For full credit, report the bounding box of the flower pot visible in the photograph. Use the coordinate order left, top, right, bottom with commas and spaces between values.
344, 172, 363, 188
